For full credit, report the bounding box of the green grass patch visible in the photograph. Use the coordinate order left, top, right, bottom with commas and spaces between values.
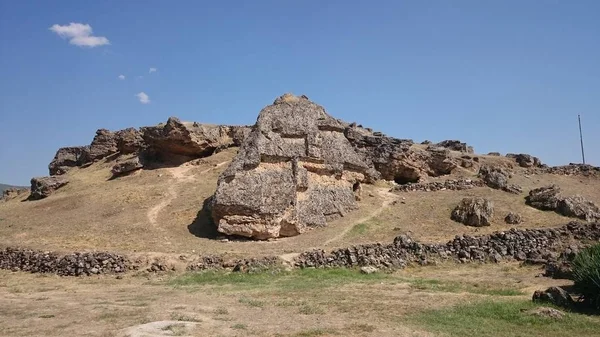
403, 277, 524, 296
347, 222, 369, 236
408, 300, 600, 337
238, 297, 265, 308
170, 268, 389, 291
161, 323, 188, 336
231, 323, 247, 330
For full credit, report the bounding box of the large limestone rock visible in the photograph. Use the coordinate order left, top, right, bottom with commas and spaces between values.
29, 176, 69, 200
47, 118, 250, 175
525, 185, 561, 210
451, 197, 494, 227
556, 196, 600, 222
48, 146, 90, 175
435, 140, 474, 153
478, 165, 522, 194
507, 153, 542, 168
211, 94, 376, 239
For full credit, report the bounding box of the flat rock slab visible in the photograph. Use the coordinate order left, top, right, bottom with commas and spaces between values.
118, 320, 199, 337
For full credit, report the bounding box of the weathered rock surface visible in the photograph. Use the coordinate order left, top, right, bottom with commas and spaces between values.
504, 212, 523, 225
478, 165, 522, 194
507, 153, 542, 168
48, 146, 90, 175
29, 176, 69, 200
525, 185, 562, 211
526, 185, 600, 222
532, 286, 575, 309
435, 140, 474, 153
557, 195, 600, 222
451, 197, 494, 227
212, 94, 374, 239
111, 157, 143, 176
48, 118, 250, 175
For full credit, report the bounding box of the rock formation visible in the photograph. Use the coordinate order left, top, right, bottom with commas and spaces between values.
504, 212, 523, 225
211, 94, 468, 239
111, 157, 143, 176
434, 140, 474, 153
451, 197, 494, 227
29, 176, 69, 200
506, 153, 542, 168
478, 165, 522, 194
48, 117, 250, 175
211, 94, 376, 239
526, 185, 600, 222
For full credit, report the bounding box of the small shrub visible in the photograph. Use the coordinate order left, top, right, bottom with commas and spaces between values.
572, 244, 600, 310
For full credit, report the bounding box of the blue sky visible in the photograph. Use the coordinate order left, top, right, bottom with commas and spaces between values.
1, 1, 598, 185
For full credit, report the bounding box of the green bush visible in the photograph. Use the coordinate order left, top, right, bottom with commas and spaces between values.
572, 244, 600, 310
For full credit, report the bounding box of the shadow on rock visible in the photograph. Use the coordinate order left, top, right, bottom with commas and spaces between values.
187, 197, 219, 239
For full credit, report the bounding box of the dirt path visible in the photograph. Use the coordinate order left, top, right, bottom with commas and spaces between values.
146, 162, 228, 227
323, 187, 399, 246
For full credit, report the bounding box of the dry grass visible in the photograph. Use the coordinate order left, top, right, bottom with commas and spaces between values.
1, 262, 585, 337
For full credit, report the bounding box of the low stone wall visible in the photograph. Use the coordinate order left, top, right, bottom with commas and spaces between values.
530, 164, 600, 176
294, 222, 600, 268
0, 248, 128, 276
391, 179, 485, 192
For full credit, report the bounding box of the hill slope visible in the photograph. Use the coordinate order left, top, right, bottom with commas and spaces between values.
0, 183, 27, 194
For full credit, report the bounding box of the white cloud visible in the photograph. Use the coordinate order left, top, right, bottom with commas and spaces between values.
118, 74, 125, 80
49, 23, 110, 47
149, 67, 157, 74
136, 92, 150, 104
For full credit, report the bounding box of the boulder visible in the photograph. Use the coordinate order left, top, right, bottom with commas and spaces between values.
111, 157, 143, 176
360, 266, 379, 274
48, 146, 90, 175
211, 94, 376, 239
532, 286, 575, 309
556, 195, 600, 222
504, 212, 522, 224
524, 307, 565, 320
507, 153, 541, 168
478, 165, 522, 194
525, 185, 561, 211
141, 117, 246, 161
435, 140, 474, 153
451, 197, 494, 227
29, 176, 69, 200
115, 128, 144, 154
88, 129, 119, 161
487, 152, 501, 156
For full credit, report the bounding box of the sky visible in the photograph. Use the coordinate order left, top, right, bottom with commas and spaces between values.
1, 1, 599, 185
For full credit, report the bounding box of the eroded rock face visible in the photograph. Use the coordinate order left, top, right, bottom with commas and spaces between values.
451, 197, 494, 227
111, 157, 143, 176
557, 196, 600, 222
435, 140, 474, 153
48, 146, 90, 175
478, 165, 522, 194
88, 129, 119, 161
29, 176, 69, 200
212, 94, 374, 239
507, 153, 541, 168
525, 185, 562, 210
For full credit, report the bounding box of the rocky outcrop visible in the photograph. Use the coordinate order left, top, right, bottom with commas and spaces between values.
29, 176, 69, 200
525, 185, 562, 211
526, 185, 600, 222
507, 153, 542, 168
48, 146, 90, 175
211, 94, 376, 239
557, 196, 600, 222
504, 212, 523, 224
111, 157, 143, 176
47, 118, 250, 175
435, 140, 474, 153
141, 117, 245, 161
451, 197, 494, 227
532, 286, 575, 309
478, 165, 522, 194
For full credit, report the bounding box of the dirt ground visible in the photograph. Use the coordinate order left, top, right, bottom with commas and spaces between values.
0, 262, 579, 337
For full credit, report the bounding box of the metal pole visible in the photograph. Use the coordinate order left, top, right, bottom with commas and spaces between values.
578, 114, 586, 165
